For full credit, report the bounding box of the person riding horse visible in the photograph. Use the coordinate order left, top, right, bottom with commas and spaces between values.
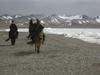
27, 19, 33, 39
27, 19, 45, 44
5, 20, 18, 42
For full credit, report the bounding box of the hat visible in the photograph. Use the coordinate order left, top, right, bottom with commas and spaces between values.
12, 20, 14, 23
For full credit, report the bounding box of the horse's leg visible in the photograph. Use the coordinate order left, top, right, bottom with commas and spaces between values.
11, 39, 13, 45
37, 46, 40, 54
31, 36, 35, 45
16, 31, 19, 39
11, 39, 14, 45
35, 43, 37, 51
11, 38, 15, 45
35, 40, 40, 53
42, 33, 45, 44
37, 43, 40, 54
13, 39, 15, 45
27, 34, 30, 39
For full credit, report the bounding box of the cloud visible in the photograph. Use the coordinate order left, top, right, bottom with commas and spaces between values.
0, 0, 100, 17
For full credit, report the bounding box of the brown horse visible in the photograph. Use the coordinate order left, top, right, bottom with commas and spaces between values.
27, 19, 44, 53
35, 30, 43, 53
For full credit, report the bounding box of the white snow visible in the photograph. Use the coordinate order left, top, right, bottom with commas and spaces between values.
96, 16, 100, 23
96, 19, 100, 23
16, 23, 24, 25
1, 16, 13, 20
40, 20, 45, 24
51, 17, 59, 23
86, 20, 90, 23
0, 28, 100, 44
82, 20, 86, 23
44, 28, 100, 44
59, 15, 82, 20
78, 20, 82, 24
15, 15, 21, 18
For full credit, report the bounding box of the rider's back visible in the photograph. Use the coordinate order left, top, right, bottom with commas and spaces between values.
10, 24, 17, 32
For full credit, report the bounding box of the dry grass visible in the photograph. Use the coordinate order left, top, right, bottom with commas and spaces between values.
0, 32, 7, 35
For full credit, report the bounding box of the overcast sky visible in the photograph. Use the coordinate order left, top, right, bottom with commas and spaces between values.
0, 0, 100, 17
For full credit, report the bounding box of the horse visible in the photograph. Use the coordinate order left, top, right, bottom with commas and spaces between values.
5, 31, 18, 45
35, 30, 43, 53
27, 19, 45, 53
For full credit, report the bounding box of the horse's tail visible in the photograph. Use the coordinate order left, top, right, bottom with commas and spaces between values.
5, 31, 17, 42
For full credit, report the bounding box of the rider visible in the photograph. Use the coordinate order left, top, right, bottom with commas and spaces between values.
28, 18, 45, 44
5, 20, 18, 41
9, 20, 18, 38
27, 19, 33, 39
33, 19, 44, 35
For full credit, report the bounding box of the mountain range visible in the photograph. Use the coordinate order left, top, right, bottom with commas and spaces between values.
0, 13, 100, 27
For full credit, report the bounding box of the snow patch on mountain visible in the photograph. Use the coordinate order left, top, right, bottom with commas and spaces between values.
14, 14, 22, 18
58, 14, 82, 20
95, 16, 100, 23
1, 16, 13, 20
78, 20, 82, 24
51, 17, 60, 23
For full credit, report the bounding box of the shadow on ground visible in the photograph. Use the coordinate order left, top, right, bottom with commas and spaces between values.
12, 51, 34, 56
0, 45, 11, 47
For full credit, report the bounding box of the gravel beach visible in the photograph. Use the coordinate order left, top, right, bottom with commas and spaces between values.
0, 32, 100, 75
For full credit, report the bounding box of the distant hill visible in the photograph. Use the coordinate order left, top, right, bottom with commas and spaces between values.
41, 14, 100, 26
0, 14, 46, 25
0, 14, 100, 27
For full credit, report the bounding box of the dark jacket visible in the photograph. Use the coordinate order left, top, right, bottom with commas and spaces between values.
10, 24, 18, 32
30, 23, 44, 32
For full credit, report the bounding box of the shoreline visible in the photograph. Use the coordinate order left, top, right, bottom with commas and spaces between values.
0, 28, 100, 45
0, 24, 100, 28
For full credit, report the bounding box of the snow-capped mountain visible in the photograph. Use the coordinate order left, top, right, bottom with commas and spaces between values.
0, 14, 46, 25
0, 13, 100, 26
41, 14, 99, 26
41, 14, 69, 26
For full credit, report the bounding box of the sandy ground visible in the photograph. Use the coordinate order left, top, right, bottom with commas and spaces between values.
0, 32, 100, 75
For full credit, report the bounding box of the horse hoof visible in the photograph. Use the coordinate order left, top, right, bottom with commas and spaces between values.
37, 51, 39, 54
12, 44, 14, 46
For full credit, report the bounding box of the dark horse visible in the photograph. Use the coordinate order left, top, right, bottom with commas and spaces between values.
5, 31, 18, 45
